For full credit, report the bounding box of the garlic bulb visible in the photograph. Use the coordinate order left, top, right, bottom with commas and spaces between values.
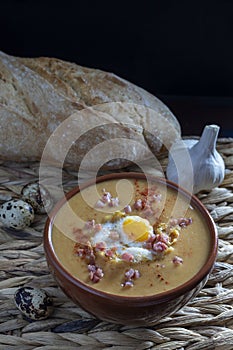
166, 125, 225, 194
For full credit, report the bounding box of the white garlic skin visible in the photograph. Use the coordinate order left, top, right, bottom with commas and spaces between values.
167, 125, 225, 194
0, 199, 34, 230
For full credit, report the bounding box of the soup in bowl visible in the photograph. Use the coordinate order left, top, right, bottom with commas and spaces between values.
44, 173, 218, 325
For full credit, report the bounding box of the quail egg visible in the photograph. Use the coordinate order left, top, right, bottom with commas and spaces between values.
0, 199, 34, 230
14, 287, 53, 320
21, 182, 53, 214
91, 215, 154, 262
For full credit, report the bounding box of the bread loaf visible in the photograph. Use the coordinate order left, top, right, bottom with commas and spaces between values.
0, 51, 181, 170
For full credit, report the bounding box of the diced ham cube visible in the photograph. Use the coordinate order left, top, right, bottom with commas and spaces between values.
88, 264, 104, 283
96, 267, 104, 278
134, 270, 140, 279
178, 217, 193, 227
122, 280, 134, 288
88, 264, 96, 272
75, 247, 85, 257
109, 197, 119, 207
95, 241, 107, 251
134, 199, 142, 210
102, 191, 112, 203
125, 268, 136, 280
146, 233, 156, 243
121, 252, 134, 262
84, 219, 95, 229
172, 256, 183, 265
155, 233, 169, 244
105, 249, 115, 257
153, 241, 168, 253
122, 268, 141, 288
124, 205, 132, 214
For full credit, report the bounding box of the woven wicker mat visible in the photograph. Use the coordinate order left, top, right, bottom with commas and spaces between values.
0, 138, 233, 350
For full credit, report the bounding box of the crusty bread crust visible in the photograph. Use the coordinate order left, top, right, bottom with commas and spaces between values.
0, 51, 181, 170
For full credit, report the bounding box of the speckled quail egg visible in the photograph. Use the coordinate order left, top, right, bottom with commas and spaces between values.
14, 287, 53, 321
21, 182, 53, 214
0, 199, 34, 230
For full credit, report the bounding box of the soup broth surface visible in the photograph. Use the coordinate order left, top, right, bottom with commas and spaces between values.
52, 178, 211, 296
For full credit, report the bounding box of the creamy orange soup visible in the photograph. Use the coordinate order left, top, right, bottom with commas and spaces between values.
52, 178, 211, 297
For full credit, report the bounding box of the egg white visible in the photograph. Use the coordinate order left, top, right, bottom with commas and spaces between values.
90, 215, 154, 262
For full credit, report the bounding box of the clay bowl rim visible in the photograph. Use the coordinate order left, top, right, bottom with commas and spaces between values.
44, 172, 218, 305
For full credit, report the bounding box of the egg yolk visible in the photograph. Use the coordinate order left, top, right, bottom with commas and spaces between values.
122, 217, 150, 242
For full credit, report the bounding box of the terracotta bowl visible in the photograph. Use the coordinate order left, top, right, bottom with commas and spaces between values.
44, 173, 218, 326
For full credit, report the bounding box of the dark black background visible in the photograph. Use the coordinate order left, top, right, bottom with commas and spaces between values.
1, 0, 233, 136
